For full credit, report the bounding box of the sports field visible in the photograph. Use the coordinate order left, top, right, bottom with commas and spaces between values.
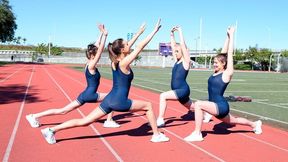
77, 66, 288, 130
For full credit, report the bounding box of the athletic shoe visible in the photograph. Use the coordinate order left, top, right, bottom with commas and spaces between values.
184, 132, 204, 142
156, 118, 165, 127
253, 120, 262, 134
103, 120, 120, 128
203, 112, 212, 123
41, 128, 56, 144
150, 133, 169, 143
26, 114, 40, 128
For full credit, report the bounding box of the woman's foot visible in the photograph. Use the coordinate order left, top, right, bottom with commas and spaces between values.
26, 114, 40, 128
156, 118, 165, 127
103, 120, 120, 128
184, 132, 204, 142
150, 133, 169, 142
41, 128, 56, 144
253, 120, 262, 134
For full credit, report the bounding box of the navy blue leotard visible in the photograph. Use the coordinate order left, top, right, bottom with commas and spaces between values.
76, 66, 100, 105
171, 61, 190, 104
99, 64, 134, 114
208, 73, 230, 118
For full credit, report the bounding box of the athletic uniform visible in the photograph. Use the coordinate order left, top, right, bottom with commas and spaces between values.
100, 64, 134, 114
76, 66, 100, 105
208, 72, 229, 118
171, 61, 190, 104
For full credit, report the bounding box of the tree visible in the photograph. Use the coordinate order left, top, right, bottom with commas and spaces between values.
234, 48, 245, 64
22, 38, 26, 44
282, 50, 288, 57
34, 43, 63, 56
51, 45, 63, 55
244, 46, 258, 69
35, 43, 47, 55
0, 0, 17, 43
256, 48, 271, 71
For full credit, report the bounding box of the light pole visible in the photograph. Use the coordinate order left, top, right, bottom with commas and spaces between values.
194, 37, 199, 63
194, 37, 199, 54
48, 35, 51, 58
267, 26, 272, 71
266, 26, 271, 50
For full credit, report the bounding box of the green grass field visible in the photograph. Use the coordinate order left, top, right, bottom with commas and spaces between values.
0, 61, 13, 66
77, 66, 288, 130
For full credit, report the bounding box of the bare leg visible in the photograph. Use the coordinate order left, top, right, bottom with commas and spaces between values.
103, 111, 120, 128
97, 93, 120, 128
97, 92, 107, 102
34, 93, 107, 119
51, 107, 106, 132
184, 101, 218, 142
130, 100, 159, 135
183, 100, 212, 123
106, 112, 114, 121
33, 100, 81, 119
193, 101, 218, 134
183, 99, 195, 111
221, 114, 255, 127
41, 107, 107, 144
158, 90, 178, 119
130, 100, 169, 142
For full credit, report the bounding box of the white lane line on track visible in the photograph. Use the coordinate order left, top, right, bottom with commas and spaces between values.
0, 65, 28, 83
44, 67, 123, 162
3, 65, 35, 162
0, 66, 17, 74
240, 133, 288, 152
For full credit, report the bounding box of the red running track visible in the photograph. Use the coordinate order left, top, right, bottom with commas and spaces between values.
0, 63, 287, 162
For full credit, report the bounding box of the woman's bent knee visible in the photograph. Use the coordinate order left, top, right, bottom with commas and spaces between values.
143, 102, 152, 111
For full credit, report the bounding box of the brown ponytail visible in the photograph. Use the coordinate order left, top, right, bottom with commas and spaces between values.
86, 44, 98, 59
107, 39, 124, 66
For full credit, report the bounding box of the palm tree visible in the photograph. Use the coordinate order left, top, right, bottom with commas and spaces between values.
23, 38, 27, 44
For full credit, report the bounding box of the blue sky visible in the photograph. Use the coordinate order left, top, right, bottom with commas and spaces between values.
9, 0, 288, 50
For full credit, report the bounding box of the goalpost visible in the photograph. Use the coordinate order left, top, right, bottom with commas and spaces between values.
269, 52, 282, 72
268, 52, 288, 72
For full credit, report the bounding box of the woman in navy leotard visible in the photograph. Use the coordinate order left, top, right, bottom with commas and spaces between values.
40, 20, 169, 144
25, 24, 119, 128
156, 26, 211, 127
184, 26, 262, 142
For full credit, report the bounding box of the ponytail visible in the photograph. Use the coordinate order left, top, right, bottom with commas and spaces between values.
108, 43, 119, 66
107, 39, 124, 66
86, 44, 98, 59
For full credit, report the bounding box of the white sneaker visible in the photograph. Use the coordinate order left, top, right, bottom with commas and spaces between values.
26, 114, 40, 128
156, 118, 165, 127
103, 120, 120, 128
41, 128, 56, 144
150, 133, 169, 143
184, 132, 204, 142
203, 112, 212, 123
253, 120, 262, 134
